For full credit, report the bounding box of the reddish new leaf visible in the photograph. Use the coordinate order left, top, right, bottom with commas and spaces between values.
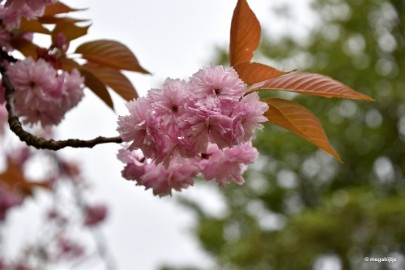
75, 40, 150, 73
234, 62, 288, 84
264, 98, 341, 161
59, 58, 80, 71
250, 72, 374, 101
44, 2, 84, 16
52, 23, 90, 42
79, 68, 114, 110
10, 38, 39, 58
230, 0, 261, 66
82, 63, 138, 101
0, 160, 51, 196
19, 18, 50, 34
38, 16, 88, 24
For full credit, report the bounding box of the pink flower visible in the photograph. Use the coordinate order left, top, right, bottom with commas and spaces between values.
0, 83, 5, 104
139, 157, 198, 197
198, 142, 258, 187
0, 29, 12, 51
117, 65, 267, 195
118, 148, 198, 197
148, 79, 189, 129
0, 0, 57, 30
181, 100, 234, 152
7, 57, 57, 102
47, 208, 68, 225
0, 183, 24, 221
84, 204, 108, 227
117, 148, 146, 180
10, 146, 31, 166
233, 92, 269, 142
57, 236, 84, 260
147, 79, 197, 161
56, 68, 84, 110
7, 58, 84, 126
117, 97, 163, 158
190, 66, 246, 101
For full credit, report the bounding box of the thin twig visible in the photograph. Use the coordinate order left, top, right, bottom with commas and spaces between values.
0, 52, 123, 150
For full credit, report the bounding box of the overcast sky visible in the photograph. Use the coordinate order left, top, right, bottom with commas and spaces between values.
4, 1, 315, 269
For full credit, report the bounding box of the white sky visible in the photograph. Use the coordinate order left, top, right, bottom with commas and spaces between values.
3, 1, 315, 269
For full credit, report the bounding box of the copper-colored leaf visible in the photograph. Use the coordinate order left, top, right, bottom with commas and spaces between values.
79, 68, 114, 110
0, 160, 51, 197
234, 62, 289, 84
250, 72, 374, 101
10, 38, 39, 58
52, 23, 90, 42
264, 98, 341, 161
230, 0, 261, 66
59, 58, 80, 71
82, 63, 138, 101
75, 40, 150, 73
44, 2, 84, 16
38, 16, 88, 24
19, 18, 51, 34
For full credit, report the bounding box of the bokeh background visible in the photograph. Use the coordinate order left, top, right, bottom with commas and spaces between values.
2, 0, 405, 269
170, 0, 405, 269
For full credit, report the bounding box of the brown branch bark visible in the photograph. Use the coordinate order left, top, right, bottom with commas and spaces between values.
0, 52, 123, 150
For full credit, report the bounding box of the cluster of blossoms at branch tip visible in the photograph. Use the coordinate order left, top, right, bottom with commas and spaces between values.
6, 57, 85, 126
0, 0, 57, 30
117, 66, 268, 197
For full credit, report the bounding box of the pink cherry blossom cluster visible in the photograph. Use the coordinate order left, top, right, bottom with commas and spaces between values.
117, 66, 268, 197
0, 0, 57, 30
6, 57, 84, 126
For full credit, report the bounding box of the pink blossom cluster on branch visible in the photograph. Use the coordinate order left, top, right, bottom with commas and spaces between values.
117, 66, 268, 197
0, 0, 372, 197
0, 0, 56, 30
6, 57, 84, 126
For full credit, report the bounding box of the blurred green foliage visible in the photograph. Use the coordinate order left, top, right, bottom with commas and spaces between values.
164, 0, 405, 269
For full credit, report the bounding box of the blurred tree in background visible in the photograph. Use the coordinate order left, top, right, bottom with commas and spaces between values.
166, 0, 405, 269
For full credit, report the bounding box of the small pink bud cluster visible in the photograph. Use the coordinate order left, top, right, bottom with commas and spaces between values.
0, 183, 23, 221
84, 204, 108, 227
6, 57, 84, 126
117, 66, 268, 197
0, 0, 57, 30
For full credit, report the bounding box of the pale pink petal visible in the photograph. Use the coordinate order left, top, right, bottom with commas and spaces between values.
190, 66, 246, 101
198, 142, 258, 187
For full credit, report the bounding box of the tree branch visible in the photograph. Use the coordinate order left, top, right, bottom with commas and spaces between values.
0, 52, 123, 150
